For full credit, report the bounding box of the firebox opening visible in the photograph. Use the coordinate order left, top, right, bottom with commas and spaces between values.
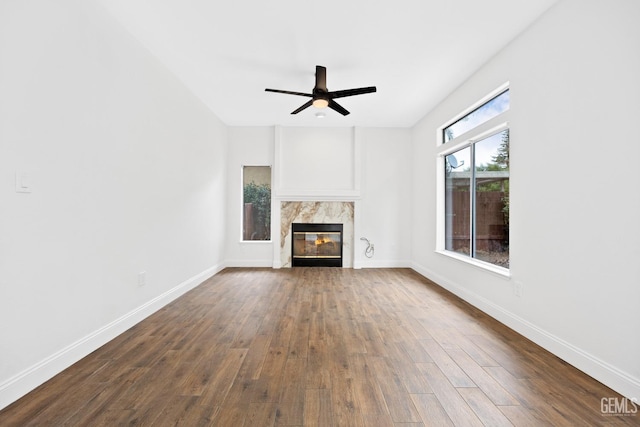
292, 223, 343, 267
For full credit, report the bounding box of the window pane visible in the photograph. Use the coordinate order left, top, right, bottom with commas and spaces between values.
443, 90, 509, 143
243, 166, 271, 241
445, 147, 471, 256
474, 130, 509, 267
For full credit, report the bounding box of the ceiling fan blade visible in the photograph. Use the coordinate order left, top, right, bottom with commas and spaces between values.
265, 88, 312, 97
328, 100, 350, 116
330, 86, 377, 99
291, 100, 313, 114
315, 66, 327, 91
267, 66, 375, 116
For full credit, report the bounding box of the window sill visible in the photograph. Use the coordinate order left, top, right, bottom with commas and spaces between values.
436, 250, 510, 278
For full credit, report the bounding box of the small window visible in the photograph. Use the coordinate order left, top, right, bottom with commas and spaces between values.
242, 166, 271, 241
443, 90, 509, 143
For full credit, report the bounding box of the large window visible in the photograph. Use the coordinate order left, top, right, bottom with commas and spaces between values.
242, 166, 271, 241
441, 88, 509, 269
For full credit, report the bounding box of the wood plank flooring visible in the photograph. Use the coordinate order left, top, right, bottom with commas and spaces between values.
0, 268, 635, 426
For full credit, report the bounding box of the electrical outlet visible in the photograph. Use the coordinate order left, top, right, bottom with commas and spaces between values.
15, 171, 32, 193
138, 271, 147, 287
513, 281, 523, 297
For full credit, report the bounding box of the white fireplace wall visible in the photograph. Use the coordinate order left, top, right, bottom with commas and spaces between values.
275, 126, 360, 199
225, 126, 412, 268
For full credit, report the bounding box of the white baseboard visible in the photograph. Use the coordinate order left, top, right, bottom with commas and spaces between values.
226, 259, 411, 269
411, 261, 640, 401
0, 263, 224, 411
224, 259, 274, 268
353, 259, 411, 269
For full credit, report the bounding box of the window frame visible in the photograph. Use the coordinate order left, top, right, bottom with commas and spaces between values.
436, 84, 510, 276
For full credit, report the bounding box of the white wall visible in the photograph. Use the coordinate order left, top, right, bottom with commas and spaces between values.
225, 127, 274, 266
411, 0, 640, 399
276, 127, 358, 198
357, 128, 412, 267
225, 126, 412, 268
0, 0, 228, 408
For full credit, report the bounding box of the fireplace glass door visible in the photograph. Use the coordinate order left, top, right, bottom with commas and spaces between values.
292, 223, 343, 267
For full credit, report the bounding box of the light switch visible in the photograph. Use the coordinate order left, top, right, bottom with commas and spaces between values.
15, 171, 32, 193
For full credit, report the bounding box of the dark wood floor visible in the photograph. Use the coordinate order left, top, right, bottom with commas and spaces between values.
0, 268, 634, 426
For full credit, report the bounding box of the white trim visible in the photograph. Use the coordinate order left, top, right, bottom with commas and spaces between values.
352, 200, 363, 268
274, 190, 361, 201
436, 250, 510, 278
272, 197, 282, 268
355, 259, 412, 269
435, 155, 446, 252
410, 262, 640, 401
273, 125, 283, 196
438, 119, 510, 157
239, 164, 244, 241
0, 264, 224, 411
353, 127, 362, 193
225, 259, 273, 268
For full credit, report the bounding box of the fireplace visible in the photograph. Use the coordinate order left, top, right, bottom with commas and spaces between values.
291, 223, 343, 267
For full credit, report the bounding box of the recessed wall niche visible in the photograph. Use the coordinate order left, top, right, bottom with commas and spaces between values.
275, 127, 360, 199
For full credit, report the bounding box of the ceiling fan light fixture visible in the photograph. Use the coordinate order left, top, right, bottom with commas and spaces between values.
312, 98, 329, 109
265, 65, 376, 116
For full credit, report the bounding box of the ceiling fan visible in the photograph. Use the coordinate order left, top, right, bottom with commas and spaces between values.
265, 65, 376, 116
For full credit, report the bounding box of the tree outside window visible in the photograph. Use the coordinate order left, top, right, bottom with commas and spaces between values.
243, 166, 271, 241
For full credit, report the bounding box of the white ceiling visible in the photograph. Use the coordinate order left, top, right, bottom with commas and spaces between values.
95, 0, 559, 128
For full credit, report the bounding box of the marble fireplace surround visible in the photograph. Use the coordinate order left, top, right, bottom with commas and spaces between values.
279, 201, 354, 268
